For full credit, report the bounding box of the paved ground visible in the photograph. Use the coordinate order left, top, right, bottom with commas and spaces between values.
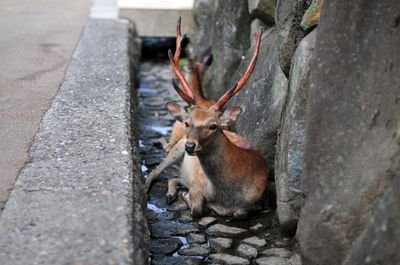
0, 0, 90, 211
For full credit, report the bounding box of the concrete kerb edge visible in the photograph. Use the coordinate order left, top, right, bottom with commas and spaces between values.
0, 18, 149, 265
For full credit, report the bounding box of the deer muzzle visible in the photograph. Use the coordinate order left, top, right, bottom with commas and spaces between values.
185, 142, 196, 155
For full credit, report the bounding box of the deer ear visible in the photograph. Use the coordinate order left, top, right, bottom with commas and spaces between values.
166, 102, 188, 122
220, 106, 241, 126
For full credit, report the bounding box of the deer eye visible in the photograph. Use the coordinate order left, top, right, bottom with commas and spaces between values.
209, 124, 217, 131
184, 122, 189, 127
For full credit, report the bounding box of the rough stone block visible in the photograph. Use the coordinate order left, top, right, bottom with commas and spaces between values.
275, 0, 307, 76
275, 28, 317, 236
209, 237, 233, 251
297, 1, 400, 264
191, 0, 218, 61
242, 236, 267, 248
202, 0, 251, 100
207, 224, 248, 237
230, 28, 288, 174
248, 0, 276, 25
256, 256, 291, 265
237, 243, 258, 259
342, 176, 400, 265
209, 253, 250, 265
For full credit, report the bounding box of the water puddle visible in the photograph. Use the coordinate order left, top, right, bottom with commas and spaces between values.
147, 202, 167, 213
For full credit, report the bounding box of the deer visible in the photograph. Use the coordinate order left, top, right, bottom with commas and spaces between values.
145, 18, 253, 201
145, 18, 267, 219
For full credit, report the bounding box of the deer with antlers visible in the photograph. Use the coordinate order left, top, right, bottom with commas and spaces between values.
145, 18, 267, 219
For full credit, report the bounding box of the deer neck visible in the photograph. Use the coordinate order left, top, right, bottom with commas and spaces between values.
197, 131, 236, 183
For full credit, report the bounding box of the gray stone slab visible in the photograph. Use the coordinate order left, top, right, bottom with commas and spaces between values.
237, 243, 258, 259
209, 237, 233, 251
209, 253, 250, 265
0, 19, 148, 265
275, 28, 317, 236
297, 1, 400, 265
231, 28, 288, 173
242, 236, 267, 249
207, 224, 248, 237
256, 256, 290, 265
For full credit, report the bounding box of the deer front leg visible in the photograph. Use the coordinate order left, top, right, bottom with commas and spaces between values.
167, 178, 182, 204
164, 121, 186, 153
181, 190, 205, 218
144, 138, 186, 193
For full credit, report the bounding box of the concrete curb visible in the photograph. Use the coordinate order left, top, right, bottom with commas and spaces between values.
0, 19, 149, 265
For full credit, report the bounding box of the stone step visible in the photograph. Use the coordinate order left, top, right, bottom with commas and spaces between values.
0, 18, 148, 265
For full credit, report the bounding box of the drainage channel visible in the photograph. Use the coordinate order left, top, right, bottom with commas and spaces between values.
137, 59, 300, 265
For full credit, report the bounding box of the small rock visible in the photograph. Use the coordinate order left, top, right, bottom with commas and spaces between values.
274, 238, 292, 248
209, 237, 233, 251
178, 211, 193, 223
261, 248, 292, 258
151, 255, 202, 265
187, 233, 206, 244
178, 244, 210, 256
198, 216, 217, 227
289, 253, 302, 265
150, 238, 182, 255
243, 236, 267, 248
209, 253, 250, 265
207, 224, 248, 237
237, 243, 258, 259
250, 223, 264, 232
256, 256, 291, 265
150, 221, 198, 238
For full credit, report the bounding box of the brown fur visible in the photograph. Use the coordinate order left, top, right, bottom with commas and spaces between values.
145, 59, 259, 218
177, 106, 268, 218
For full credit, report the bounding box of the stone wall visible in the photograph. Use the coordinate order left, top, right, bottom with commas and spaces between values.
191, 0, 400, 263
297, 1, 400, 264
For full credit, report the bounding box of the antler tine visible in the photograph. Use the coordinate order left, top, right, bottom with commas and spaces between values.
168, 49, 195, 101
171, 78, 196, 105
168, 17, 195, 105
212, 28, 263, 111
174, 16, 186, 64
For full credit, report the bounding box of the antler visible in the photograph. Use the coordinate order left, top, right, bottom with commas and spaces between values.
212, 28, 263, 111
168, 17, 195, 104
173, 17, 185, 65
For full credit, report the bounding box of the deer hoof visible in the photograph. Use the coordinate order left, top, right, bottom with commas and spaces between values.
191, 207, 203, 219
166, 193, 177, 204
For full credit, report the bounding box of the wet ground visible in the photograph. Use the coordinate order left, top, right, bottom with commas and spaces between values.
137, 60, 301, 265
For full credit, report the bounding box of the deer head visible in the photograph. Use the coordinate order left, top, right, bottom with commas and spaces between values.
167, 24, 262, 155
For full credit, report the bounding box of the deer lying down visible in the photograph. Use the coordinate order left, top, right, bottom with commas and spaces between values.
146, 19, 268, 219
166, 103, 268, 219
144, 18, 253, 208
167, 28, 267, 219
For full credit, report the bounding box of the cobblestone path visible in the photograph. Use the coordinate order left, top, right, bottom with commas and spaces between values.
138, 60, 300, 265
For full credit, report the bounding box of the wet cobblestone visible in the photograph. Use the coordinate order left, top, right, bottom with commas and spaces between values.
137, 60, 300, 265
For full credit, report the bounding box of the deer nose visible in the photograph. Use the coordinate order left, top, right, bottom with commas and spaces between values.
185, 142, 196, 154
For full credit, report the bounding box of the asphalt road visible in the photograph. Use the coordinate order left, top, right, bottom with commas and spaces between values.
0, 0, 90, 212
